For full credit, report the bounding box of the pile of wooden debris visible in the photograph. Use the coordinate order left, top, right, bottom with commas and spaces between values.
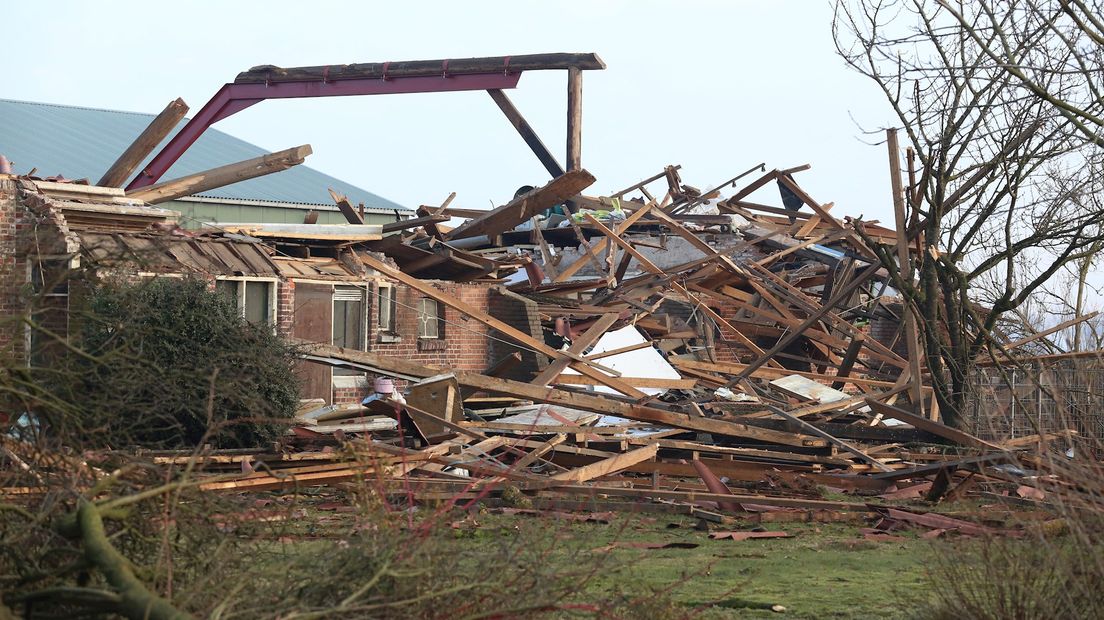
150, 162, 1081, 532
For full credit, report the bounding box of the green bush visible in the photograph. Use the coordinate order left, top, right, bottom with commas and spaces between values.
31, 277, 300, 449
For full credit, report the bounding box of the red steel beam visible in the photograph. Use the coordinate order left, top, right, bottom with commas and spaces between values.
127, 72, 522, 190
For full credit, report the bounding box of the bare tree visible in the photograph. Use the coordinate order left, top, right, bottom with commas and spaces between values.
834, 0, 1104, 427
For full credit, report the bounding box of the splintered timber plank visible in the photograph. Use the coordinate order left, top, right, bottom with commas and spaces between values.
765, 406, 894, 473
549, 443, 659, 483
553, 200, 657, 282
356, 252, 647, 399
328, 188, 365, 224
446, 169, 596, 241
300, 341, 826, 447
99, 98, 189, 187
126, 145, 312, 205
863, 399, 1001, 451
533, 313, 618, 386
726, 262, 884, 386
582, 214, 782, 367
886, 128, 926, 417
199, 464, 389, 492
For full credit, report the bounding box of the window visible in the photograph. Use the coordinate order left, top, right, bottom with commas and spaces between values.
333, 286, 366, 350
216, 278, 276, 326
377, 284, 396, 333
417, 298, 442, 339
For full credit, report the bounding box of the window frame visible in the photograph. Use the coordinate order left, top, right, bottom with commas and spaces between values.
214, 276, 278, 327
416, 297, 444, 340
332, 285, 368, 351
376, 283, 397, 334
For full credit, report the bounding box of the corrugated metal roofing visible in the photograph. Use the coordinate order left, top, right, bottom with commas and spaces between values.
0, 98, 409, 211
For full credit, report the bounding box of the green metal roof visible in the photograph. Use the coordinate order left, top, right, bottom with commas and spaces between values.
0, 98, 409, 212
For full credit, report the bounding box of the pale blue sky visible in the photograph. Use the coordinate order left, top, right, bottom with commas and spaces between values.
5, 0, 896, 223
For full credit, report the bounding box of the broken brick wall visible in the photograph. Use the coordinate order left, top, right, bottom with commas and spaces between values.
0, 176, 23, 359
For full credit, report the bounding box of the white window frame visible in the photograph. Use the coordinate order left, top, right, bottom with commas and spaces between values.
377, 283, 396, 334
214, 276, 278, 326
417, 297, 442, 339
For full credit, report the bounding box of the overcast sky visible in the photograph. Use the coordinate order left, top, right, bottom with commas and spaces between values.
6, 0, 897, 223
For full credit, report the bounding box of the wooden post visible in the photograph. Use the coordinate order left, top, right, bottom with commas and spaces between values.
97, 98, 188, 187
566, 67, 583, 171
887, 128, 926, 418
487, 89, 565, 178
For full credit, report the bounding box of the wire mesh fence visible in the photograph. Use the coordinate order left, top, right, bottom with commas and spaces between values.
967, 359, 1104, 442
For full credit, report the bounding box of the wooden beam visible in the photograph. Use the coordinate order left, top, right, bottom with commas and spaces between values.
300, 342, 827, 447
566, 66, 583, 171
126, 145, 311, 205
487, 89, 565, 178
235, 53, 607, 84
671, 357, 908, 391
887, 128, 926, 416
725, 263, 882, 386
1003, 312, 1099, 351
832, 336, 866, 390
98, 98, 189, 187
355, 252, 647, 399
445, 169, 595, 241
863, 398, 1002, 450
533, 313, 618, 386
766, 406, 893, 472
549, 443, 658, 483
328, 188, 365, 224
380, 214, 449, 233
511, 433, 567, 470
552, 375, 698, 389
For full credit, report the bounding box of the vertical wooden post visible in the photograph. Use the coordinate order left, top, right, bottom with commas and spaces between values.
566, 67, 583, 171
887, 128, 927, 418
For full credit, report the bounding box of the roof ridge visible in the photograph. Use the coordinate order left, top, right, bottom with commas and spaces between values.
0, 98, 157, 119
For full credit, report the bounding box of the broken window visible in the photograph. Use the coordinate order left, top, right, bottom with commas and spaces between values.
417, 298, 442, 339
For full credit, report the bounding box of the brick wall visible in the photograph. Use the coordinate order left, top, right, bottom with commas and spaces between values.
276, 280, 295, 338
331, 279, 497, 404
488, 287, 546, 382
0, 176, 21, 357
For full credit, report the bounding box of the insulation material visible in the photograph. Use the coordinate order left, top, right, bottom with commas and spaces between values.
560, 326, 681, 396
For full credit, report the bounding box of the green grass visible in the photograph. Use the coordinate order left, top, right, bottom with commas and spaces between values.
240, 496, 938, 618
449, 511, 933, 619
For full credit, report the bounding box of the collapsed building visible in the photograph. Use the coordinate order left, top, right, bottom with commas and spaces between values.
1, 53, 1091, 522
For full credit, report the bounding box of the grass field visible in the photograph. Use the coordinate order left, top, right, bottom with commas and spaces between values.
440, 510, 934, 618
